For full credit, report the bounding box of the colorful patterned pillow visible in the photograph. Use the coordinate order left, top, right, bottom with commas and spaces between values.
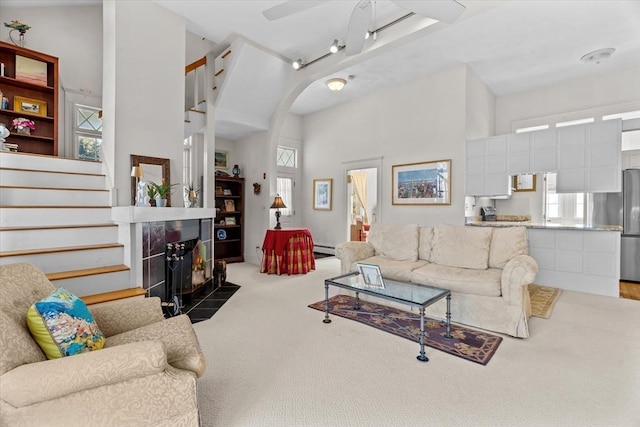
27, 287, 105, 359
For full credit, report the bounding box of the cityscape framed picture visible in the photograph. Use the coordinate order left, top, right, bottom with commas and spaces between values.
392, 159, 451, 205
313, 178, 332, 210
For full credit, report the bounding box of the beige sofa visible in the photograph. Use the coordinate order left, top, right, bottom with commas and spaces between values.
0, 263, 206, 427
335, 223, 538, 338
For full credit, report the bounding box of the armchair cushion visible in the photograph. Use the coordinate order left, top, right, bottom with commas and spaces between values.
27, 287, 105, 359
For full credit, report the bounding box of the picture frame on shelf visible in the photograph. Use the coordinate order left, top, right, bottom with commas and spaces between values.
225, 217, 236, 226
223, 189, 232, 196
224, 199, 235, 212
13, 95, 47, 117
313, 178, 333, 210
215, 186, 223, 195
215, 150, 229, 169
15, 55, 48, 87
392, 159, 451, 205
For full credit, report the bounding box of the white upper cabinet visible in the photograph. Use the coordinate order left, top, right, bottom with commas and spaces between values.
465, 119, 621, 196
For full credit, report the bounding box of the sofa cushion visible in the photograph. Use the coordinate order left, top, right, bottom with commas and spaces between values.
418, 227, 434, 261
431, 224, 493, 270
489, 226, 529, 269
367, 223, 419, 261
350, 255, 428, 283
410, 264, 502, 297
27, 287, 106, 359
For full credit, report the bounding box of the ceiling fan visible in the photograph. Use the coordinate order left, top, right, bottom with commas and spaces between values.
263, 0, 466, 56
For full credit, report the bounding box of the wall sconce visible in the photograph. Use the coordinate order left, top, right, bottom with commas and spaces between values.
131, 165, 144, 206
270, 194, 287, 229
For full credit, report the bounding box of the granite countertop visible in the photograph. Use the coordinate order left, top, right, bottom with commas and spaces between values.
466, 221, 623, 232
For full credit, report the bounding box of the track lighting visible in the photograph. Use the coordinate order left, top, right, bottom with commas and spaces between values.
329, 39, 339, 53
292, 58, 303, 70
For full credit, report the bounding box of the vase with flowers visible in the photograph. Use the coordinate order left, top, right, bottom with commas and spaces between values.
12, 118, 35, 135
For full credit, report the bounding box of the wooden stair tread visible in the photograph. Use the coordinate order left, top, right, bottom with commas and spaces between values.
0, 185, 108, 192
46, 264, 129, 281
0, 223, 116, 232
82, 287, 147, 305
0, 166, 105, 177
1, 243, 124, 258
0, 151, 103, 164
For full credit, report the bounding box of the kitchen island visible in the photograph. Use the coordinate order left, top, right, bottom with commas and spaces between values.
467, 221, 622, 297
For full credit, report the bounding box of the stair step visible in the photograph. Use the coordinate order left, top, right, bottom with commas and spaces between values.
82, 287, 147, 306
0, 223, 118, 251
0, 206, 112, 227
1, 245, 124, 273
0, 167, 107, 190
0, 186, 110, 206
47, 264, 130, 281
0, 243, 123, 258
0, 152, 103, 175
48, 267, 131, 297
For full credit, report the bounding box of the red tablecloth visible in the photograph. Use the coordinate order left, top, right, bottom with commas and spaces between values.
260, 228, 315, 275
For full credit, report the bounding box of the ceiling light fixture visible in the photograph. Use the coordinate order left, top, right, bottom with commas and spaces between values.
292, 58, 304, 69
329, 39, 339, 53
580, 48, 615, 64
326, 78, 346, 92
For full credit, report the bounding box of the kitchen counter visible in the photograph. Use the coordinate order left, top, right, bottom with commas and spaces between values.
466, 221, 623, 232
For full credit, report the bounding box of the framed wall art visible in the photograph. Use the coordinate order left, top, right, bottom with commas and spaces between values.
392, 159, 451, 205
313, 178, 333, 210
13, 95, 47, 117
15, 55, 48, 86
214, 150, 229, 169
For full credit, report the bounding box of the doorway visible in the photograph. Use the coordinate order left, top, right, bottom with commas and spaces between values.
346, 167, 378, 242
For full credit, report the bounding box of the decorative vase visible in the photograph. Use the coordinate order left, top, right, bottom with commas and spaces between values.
155, 198, 167, 207
16, 126, 30, 135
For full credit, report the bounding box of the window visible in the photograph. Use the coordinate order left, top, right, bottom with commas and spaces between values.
276, 176, 293, 217
74, 105, 102, 161
183, 136, 192, 186
603, 110, 640, 121
544, 173, 585, 223
276, 146, 296, 167
516, 124, 549, 133
555, 118, 594, 128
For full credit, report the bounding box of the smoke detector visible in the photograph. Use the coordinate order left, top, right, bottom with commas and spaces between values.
580, 48, 615, 64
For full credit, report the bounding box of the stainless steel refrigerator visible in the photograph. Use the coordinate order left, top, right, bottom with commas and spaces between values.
591, 169, 640, 282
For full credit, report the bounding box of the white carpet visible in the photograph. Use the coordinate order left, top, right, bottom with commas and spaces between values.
193, 258, 640, 427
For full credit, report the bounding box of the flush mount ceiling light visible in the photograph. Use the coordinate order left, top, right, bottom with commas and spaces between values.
326, 77, 347, 91
580, 48, 615, 64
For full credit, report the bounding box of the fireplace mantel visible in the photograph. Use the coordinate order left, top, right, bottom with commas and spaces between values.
112, 207, 216, 224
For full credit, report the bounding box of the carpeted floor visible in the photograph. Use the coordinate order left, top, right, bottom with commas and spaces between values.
192, 258, 640, 427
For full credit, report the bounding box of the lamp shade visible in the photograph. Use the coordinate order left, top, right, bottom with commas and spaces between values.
131, 166, 144, 178
270, 195, 287, 209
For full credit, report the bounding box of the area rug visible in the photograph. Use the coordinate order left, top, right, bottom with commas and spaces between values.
529, 284, 562, 319
309, 295, 502, 365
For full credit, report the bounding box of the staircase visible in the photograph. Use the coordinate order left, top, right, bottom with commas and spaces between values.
0, 151, 145, 303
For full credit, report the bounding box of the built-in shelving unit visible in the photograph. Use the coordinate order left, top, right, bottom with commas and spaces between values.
214, 176, 244, 263
0, 41, 59, 155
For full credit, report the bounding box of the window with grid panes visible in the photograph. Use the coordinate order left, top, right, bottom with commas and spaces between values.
277, 146, 296, 167
75, 105, 102, 161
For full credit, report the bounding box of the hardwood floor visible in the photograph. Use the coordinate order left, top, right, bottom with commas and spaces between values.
620, 281, 640, 300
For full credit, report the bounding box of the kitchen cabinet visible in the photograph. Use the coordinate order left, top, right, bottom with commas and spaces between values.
465, 136, 511, 196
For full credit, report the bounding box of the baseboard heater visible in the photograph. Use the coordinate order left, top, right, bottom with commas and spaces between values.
313, 244, 335, 255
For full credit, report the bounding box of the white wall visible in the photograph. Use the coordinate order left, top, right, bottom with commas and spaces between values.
301, 64, 468, 248
103, 1, 185, 206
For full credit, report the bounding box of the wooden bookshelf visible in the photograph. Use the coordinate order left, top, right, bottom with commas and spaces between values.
0, 41, 58, 155
214, 176, 244, 263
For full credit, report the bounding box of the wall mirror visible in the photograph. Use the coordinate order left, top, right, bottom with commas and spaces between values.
512, 174, 537, 192
131, 155, 171, 206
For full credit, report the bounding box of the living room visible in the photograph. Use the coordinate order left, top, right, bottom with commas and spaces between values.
1, 1, 639, 426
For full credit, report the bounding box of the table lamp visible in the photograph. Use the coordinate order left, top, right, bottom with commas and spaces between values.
270, 194, 287, 229
131, 165, 144, 206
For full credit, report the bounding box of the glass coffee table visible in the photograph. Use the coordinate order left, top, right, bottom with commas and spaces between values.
323, 272, 452, 362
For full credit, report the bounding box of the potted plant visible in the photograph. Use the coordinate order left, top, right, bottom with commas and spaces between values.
146, 183, 158, 207
149, 179, 179, 207
12, 117, 35, 135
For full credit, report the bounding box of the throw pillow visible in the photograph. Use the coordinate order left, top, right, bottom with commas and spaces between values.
27, 287, 105, 359
367, 223, 419, 261
431, 224, 493, 270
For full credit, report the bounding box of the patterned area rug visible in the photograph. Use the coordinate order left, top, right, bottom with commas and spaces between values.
309, 295, 502, 365
529, 284, 562, 319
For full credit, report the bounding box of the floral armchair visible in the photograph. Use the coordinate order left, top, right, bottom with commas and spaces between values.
0, 263, 206, 426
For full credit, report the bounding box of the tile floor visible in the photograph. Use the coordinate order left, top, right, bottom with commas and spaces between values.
182, 282, 241, 323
